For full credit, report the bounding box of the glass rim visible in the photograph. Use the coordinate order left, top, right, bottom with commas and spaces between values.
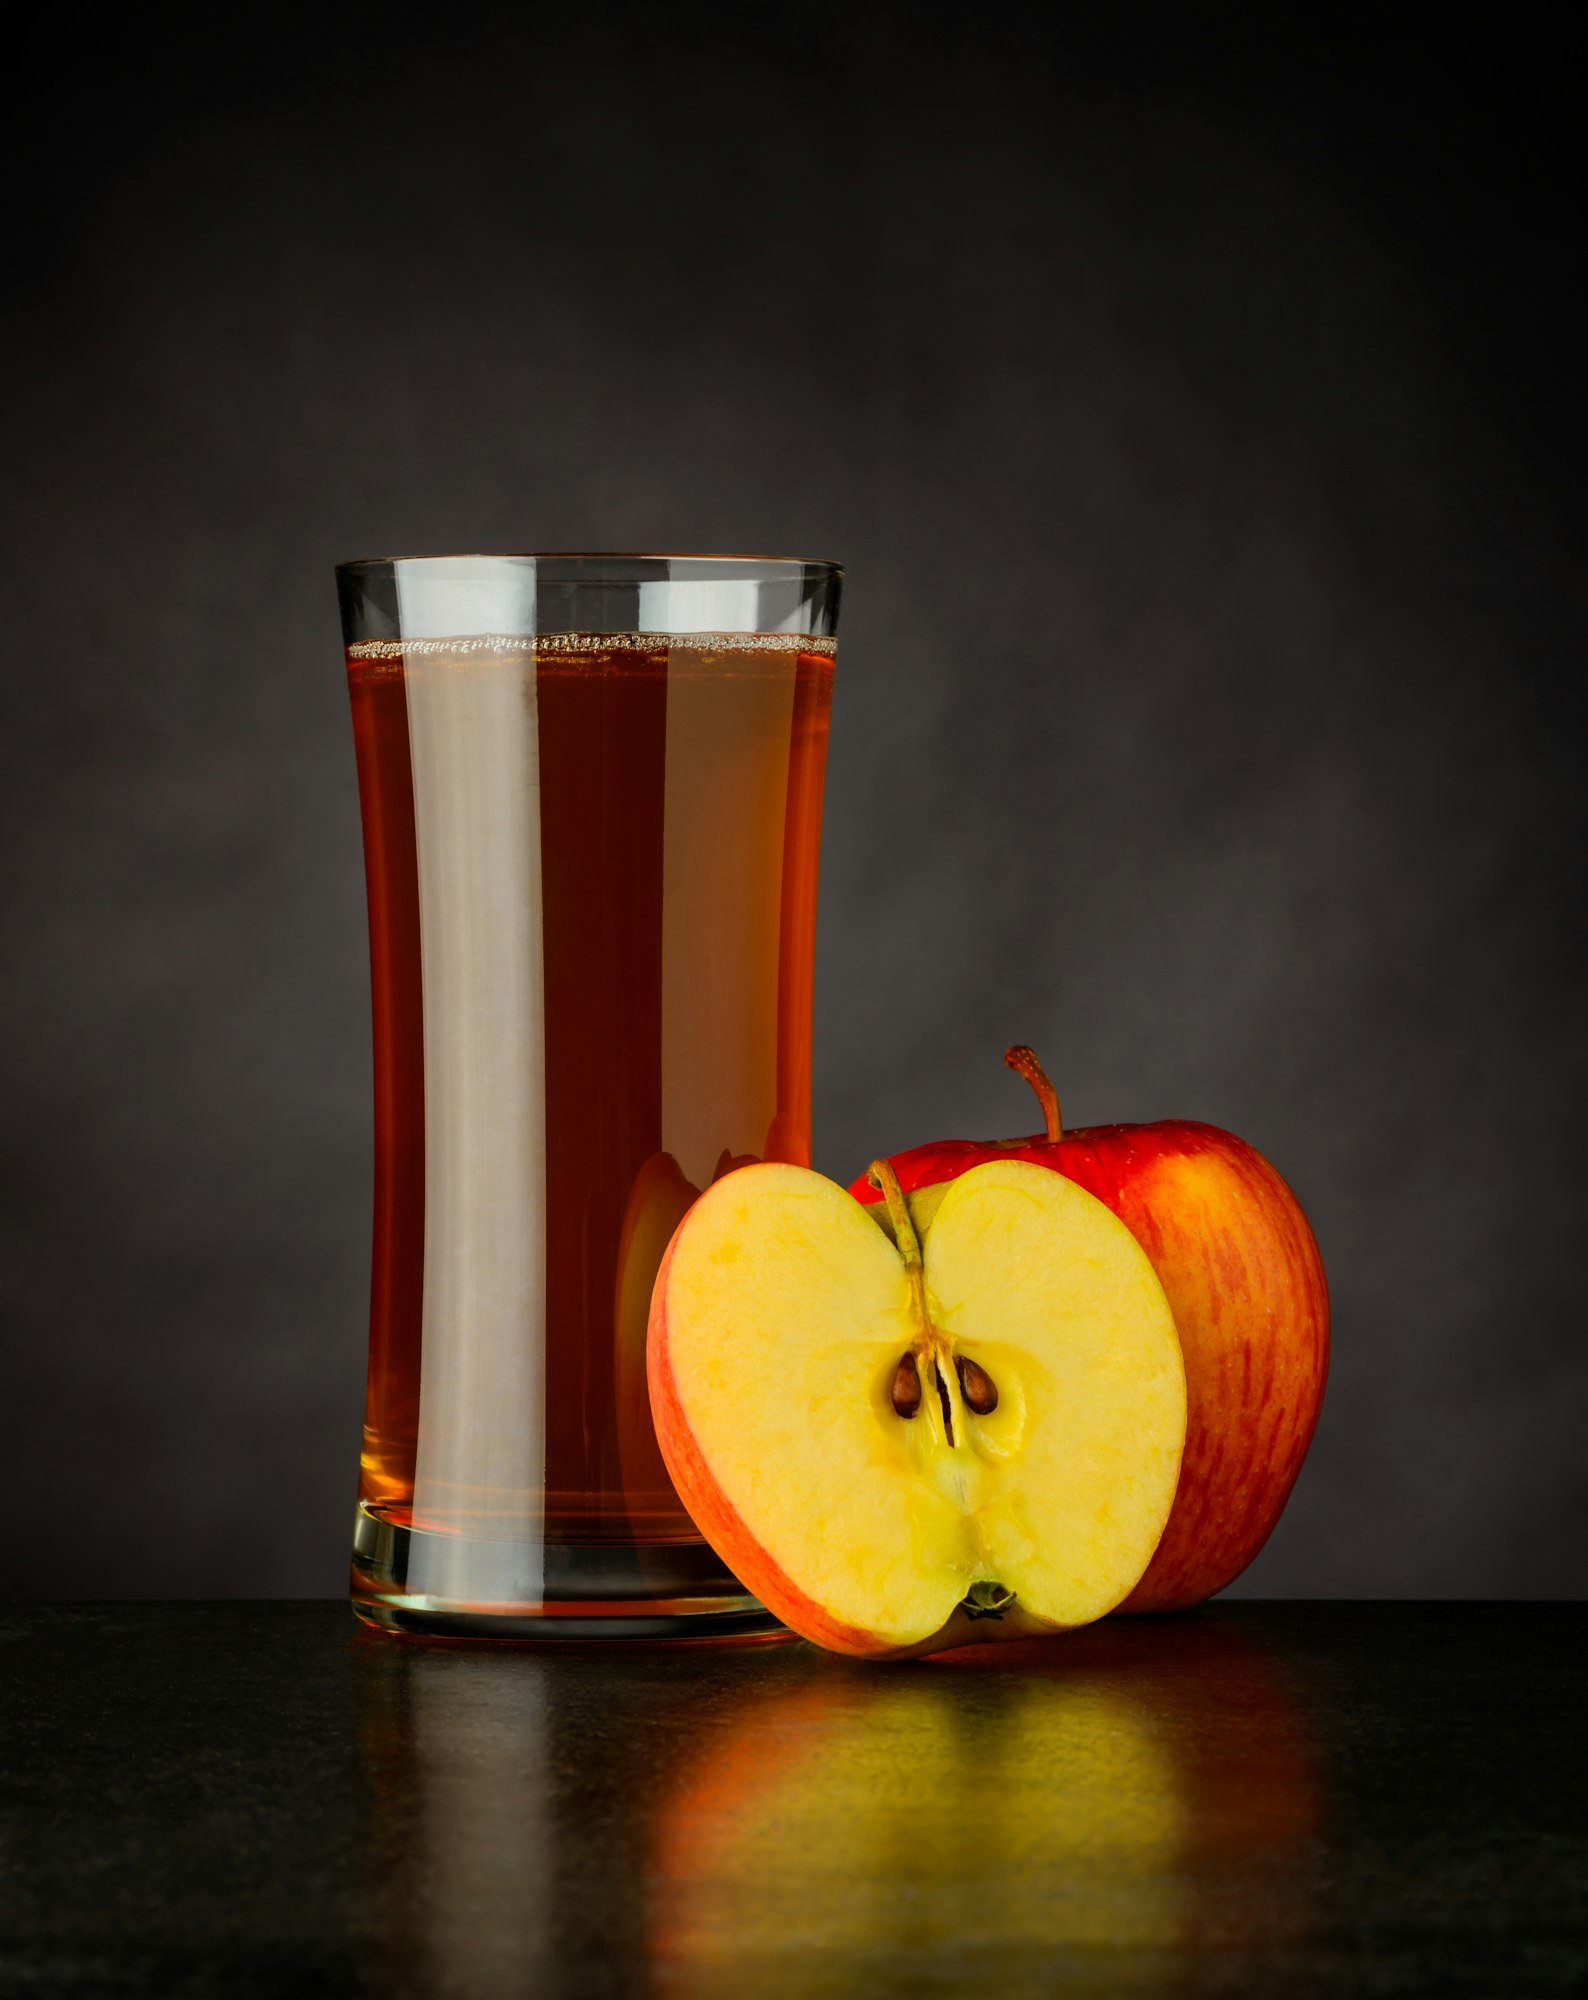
335, 550, 843, 578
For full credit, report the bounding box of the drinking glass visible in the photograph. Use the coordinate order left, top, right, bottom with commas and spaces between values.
338, 554, 841, 1639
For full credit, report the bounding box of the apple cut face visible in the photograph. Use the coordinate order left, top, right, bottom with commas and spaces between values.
648, 1159, 1186, 1658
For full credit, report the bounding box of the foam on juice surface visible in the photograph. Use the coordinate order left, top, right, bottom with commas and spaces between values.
347, 630, 835, 662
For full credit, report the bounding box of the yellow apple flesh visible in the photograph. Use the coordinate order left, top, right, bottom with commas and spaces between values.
647, 1158, 1186, 1658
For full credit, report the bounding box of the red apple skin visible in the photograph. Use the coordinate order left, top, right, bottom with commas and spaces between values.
850, 1121, 1328, 1613
646, 1218, 904, 1659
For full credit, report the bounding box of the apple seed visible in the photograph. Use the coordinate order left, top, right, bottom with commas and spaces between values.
890, 1352, 922, 1419
956, 1354, 999, 1416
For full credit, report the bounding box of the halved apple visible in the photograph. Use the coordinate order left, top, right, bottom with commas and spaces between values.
647, 1157, 1186, 1658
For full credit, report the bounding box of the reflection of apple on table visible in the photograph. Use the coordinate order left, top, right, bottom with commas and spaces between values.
647, 1616, 1322, 1989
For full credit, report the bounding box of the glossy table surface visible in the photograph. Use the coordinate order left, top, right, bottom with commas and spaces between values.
2, 1602, 1582, 1997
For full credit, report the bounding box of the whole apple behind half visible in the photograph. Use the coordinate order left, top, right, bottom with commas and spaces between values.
647, 1157, 1186, 1659
849, 1048, 1330, 1614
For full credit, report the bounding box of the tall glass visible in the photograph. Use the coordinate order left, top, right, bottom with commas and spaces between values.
338, 554, 840, 1639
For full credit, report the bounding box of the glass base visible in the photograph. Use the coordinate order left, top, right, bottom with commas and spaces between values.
350, 1500, 787, 1644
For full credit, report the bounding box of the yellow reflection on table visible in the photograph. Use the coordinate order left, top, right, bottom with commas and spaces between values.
650, 1620, 1321, 1991
351, 1614, 1322, 1997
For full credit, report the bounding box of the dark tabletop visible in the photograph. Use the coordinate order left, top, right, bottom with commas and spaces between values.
1, 1602, 1582, 1998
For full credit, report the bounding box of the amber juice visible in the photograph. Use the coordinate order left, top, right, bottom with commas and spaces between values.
346, 632, 832, 1626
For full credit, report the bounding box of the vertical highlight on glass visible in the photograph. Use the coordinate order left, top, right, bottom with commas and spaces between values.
338, 555, 841, 1638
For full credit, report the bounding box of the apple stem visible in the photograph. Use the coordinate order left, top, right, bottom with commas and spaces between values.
868, 1156, 944, 1359
869, 1159, 962, 1447
867, 1158, 923, 1275
1004, 1045, 1062, 1142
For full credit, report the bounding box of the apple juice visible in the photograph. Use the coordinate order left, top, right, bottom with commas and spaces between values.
346, 632, 833, 1620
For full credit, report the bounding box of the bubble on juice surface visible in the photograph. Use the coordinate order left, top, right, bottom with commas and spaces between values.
347, 631, 835, 661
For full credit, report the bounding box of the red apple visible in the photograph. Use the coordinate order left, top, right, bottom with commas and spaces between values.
849, 1048, 1328, 1613
648, 1156, 1186, 1658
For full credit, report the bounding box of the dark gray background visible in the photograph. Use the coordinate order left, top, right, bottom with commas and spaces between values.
4, 14, 1583, 1599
